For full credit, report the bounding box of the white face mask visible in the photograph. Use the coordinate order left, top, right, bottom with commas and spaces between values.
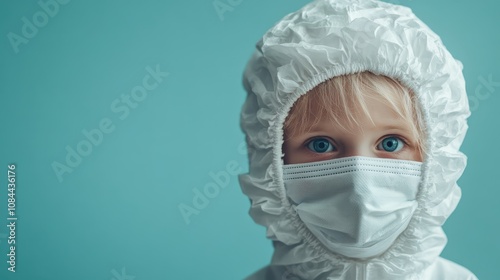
283, 156, 422, 259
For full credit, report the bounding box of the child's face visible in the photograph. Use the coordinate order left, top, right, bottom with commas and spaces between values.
283, 96, 423, 164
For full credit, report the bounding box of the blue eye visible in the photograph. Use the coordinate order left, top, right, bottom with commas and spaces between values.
378, 136, 404, 152
307, 138, 335, 153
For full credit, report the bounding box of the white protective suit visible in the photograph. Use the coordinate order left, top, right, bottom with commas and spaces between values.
237, 0, 478, 279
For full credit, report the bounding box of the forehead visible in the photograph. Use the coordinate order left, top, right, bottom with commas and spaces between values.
308, 95, 410, 133
284, 77, 414, 136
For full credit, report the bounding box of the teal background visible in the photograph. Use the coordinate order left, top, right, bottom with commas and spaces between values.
0, 0, 498, 279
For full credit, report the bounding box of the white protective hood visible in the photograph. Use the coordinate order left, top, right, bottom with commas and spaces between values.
238, 0, 475, 279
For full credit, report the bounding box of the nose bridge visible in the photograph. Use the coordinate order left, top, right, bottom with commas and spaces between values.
344, 149, 372, 158
343, 137, 374, 158
337, 123, 376, 158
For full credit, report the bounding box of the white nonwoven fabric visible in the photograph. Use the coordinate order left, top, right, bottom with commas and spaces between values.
237, 0, 477, 279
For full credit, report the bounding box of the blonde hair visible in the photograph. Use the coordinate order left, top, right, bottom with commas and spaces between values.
283, 71, 426, 158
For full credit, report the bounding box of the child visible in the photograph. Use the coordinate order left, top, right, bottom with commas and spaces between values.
238, 0, 478, 279
282, 72, 425, 164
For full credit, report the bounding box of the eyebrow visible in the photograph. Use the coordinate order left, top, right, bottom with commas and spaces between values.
379, 124, 412, 131
297, 123, 412, 137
